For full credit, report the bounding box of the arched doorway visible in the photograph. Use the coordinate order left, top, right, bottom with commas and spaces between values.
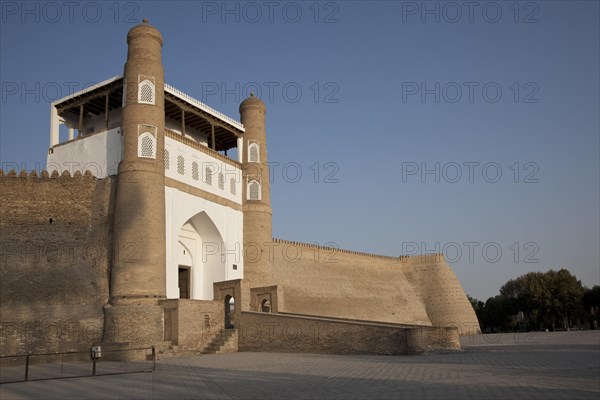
224, 295, 235, 329
261, 299, 271, 313
173, 211, 225, 300
178, 266, 190, 299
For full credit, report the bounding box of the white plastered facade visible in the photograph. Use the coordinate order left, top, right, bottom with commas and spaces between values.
47, 78, 245, 302
165, 187, 244, 300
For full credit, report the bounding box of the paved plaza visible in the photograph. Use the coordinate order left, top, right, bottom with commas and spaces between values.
1, 331, 598, 399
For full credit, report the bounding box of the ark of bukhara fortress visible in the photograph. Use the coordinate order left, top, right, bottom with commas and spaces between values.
0, 21, 480, 359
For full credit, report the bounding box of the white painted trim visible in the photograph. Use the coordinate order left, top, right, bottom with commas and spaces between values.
51, 75, 122, 106
46, 127, 122, 178
165, 136, 242, 204
50, 105, 60, 146
138, 78, 156, 105
138, 132, 157, 159
248, 142, 260, 163
165, 187, 244, 300
247, 180, 261, 201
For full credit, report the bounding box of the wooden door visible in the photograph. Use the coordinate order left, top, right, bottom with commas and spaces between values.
178, 267, 190, 299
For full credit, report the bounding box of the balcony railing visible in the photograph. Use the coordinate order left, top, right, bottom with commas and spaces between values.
164, 84, 244, 132
165, 129, 241, 169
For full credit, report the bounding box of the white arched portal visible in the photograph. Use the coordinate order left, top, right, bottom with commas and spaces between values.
173, 212, 226, 300
165, 186, 244, 301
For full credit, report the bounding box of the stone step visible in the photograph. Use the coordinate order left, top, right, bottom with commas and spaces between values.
199, 328, 237, 354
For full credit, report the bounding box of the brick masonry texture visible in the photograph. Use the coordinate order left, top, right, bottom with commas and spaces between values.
160, 299, 225, 353
238, 311, 460, 355
269, 239, 480, 335
0, 172, 115, 355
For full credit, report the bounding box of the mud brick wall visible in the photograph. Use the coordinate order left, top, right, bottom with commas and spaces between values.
0, 171, 115, 355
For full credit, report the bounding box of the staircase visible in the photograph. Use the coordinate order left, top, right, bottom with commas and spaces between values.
201, 329, 237, 354
155, 329, 238, 358
154, 341, 180, 359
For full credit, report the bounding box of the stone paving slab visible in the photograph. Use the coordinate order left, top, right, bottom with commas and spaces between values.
1, 331, 598, 399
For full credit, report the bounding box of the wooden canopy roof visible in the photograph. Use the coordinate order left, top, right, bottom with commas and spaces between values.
53, 76, 244, 151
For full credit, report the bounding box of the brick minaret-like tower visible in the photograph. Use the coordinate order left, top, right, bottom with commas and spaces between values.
240, 93, 273, 288
104, 19, 166, 345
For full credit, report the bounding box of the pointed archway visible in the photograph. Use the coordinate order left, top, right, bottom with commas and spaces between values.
224, 295, 235, 329
171, 211, 226, 300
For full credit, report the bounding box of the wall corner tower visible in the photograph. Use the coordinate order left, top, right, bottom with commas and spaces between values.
240, 93, 273, 288
103, 19, 166, 346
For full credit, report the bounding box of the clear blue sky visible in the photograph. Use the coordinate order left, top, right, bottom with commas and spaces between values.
1, 1, 598, 300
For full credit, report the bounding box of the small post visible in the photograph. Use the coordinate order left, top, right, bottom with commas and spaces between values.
24, 355, 30, 381
181, 109, 186, 136
91, 345, 101, 376
104, 93, 110, 129
237, 137, 243, 162
78, 104, 84, 135
152, 346, 156, 371
211, 124, 216, 150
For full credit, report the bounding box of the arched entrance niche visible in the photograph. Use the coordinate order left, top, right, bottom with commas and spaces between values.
224, 295, 235, 329
176, 211, 225, 300
261, 299, 271, 313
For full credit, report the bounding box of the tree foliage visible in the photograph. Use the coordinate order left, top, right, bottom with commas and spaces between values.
582, 285, 600, 329
469, 268, 592, 332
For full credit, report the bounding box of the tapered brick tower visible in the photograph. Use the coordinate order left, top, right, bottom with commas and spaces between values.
240, 93, 273, 288
103, 19, 166, 346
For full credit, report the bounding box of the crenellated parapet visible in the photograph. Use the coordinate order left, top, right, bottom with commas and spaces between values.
0, 169, 96, 180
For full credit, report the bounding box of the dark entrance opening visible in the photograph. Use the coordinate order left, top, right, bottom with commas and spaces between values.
178, 267, 190, 299
261, 299, 271, 313
224, 295, 235, 329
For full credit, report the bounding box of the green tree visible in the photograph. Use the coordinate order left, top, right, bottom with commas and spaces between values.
500, 269, 586, 331
500, 272, 547, 330
545, 269, 585, 330
582, 285, 600, 329
480, 295, 515, 332
467, 295, 485, 328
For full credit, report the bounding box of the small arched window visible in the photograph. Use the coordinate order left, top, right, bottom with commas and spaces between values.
138, 132, 156, 159
192, 161, 199, 181
248, 180, 261, 200
177, 156, 185, 175
205, 166, 213, 186
248, 143, 259, 163
164, 149, 170, 170
261, 299, 271, 313
138, 79, 155, 105
230, 178, 236, 195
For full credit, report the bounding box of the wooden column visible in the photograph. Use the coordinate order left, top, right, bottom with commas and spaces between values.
104, 94, 110, 129
181, 109, 186, 135
78, 105, 84, 136
211, 124, 216, 150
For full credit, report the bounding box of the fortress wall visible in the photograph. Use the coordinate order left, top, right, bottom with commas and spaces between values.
238, 311, 408, 354
238, 311, 460, 354
401, 255, 481, 335
0, 171, 115, 355
270, 239, 432, 326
